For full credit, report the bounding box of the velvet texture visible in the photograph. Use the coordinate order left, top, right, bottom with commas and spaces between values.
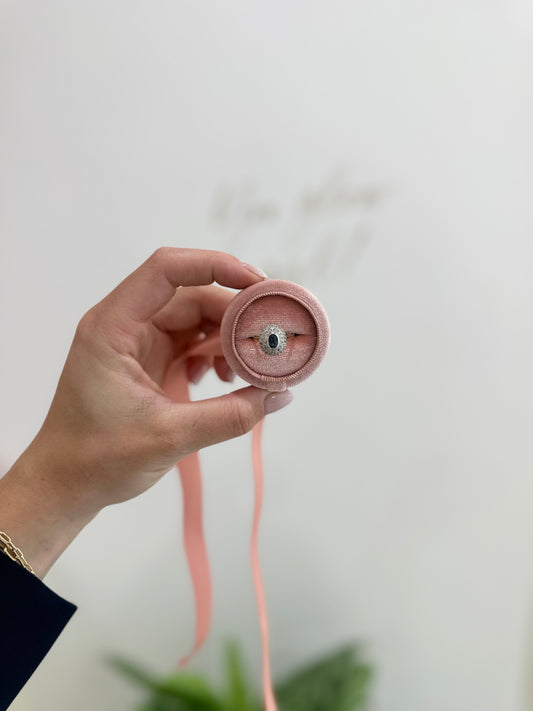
221, 280, 330, 391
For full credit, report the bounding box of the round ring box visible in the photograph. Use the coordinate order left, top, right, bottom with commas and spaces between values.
220, 279, 330, 391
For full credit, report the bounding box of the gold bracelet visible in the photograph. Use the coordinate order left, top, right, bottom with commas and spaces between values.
0, 531, 35, 575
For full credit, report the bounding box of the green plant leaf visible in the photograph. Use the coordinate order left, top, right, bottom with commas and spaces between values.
333, 664, 373, 711
157, 672, 222, 708
221, 640, 260, 711
274, 645, 372, 711
136, 697, 191, 711
109, 655, 224, 710
108, 655, 160, 691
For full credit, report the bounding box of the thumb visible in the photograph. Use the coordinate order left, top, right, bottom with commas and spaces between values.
165, 386, 294, 454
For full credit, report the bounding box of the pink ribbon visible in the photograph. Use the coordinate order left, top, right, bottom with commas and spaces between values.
163, 331, 277, 710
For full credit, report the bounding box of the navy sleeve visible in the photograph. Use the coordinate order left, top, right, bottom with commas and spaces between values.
0, 553, 77, 710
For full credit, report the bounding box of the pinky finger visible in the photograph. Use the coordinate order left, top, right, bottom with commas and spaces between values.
187, 356, 211, 385
214, 355, 236, 383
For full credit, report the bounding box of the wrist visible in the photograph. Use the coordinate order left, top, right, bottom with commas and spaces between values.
0, 443, 98, 579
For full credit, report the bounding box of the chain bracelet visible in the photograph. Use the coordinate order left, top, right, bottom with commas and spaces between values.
0, 531, 35, 575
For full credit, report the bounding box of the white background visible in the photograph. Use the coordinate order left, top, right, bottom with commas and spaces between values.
1, 2, 533, 710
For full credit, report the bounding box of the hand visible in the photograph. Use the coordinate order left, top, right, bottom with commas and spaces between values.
0, 248, 293, 577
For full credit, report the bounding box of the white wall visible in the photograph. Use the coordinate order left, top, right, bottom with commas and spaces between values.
1, 2, 533, 710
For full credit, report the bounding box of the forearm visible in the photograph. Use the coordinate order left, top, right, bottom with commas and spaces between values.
0, 443, 97, 579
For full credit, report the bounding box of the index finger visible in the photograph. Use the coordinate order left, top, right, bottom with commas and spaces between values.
99, 247, 267, 325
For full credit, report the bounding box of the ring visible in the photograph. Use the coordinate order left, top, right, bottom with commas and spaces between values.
256, 324, 289, 355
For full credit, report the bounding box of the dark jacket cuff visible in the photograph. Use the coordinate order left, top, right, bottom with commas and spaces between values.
0, 553, 77, 710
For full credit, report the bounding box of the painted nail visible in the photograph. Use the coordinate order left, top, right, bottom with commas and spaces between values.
190, 363, 210, 385
242, 262, 268, 279
263, 390, 294, 415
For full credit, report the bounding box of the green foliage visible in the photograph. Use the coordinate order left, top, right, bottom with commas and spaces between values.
275, 645, 372, 711
222, 641, 260, 711
109, 640, 372, 711
108, 657, 225, 711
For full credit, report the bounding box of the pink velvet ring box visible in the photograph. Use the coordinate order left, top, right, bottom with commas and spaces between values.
220, 279, 330, 391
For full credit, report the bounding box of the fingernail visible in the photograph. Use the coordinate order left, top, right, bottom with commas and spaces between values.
191, 363, 210, 385
263, 390, 294, 415
226, 369, 236, 383
242, 262, 268, 279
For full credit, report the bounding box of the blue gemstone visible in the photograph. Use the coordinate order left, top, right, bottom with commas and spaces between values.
268, 334, 279, 349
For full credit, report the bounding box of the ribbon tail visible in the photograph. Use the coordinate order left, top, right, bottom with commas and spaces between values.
164, 357, 212, 668
251, 419, 278, 711
177, 449, 212, 667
